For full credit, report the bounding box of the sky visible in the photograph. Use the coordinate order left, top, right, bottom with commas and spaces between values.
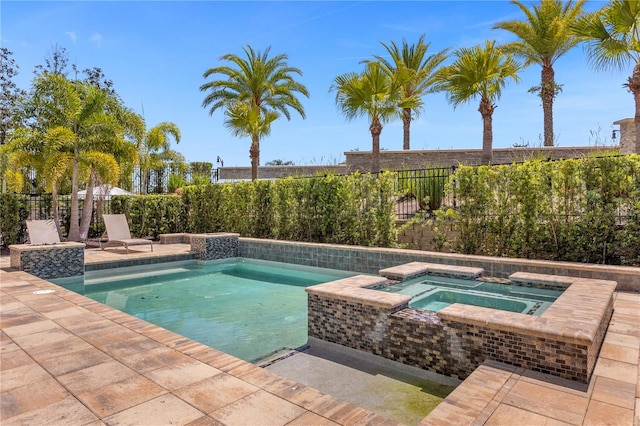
1, 0, 631, 168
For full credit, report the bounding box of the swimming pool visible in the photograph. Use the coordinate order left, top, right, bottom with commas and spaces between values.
383, 275, 561, 315
56, 258, 355, 363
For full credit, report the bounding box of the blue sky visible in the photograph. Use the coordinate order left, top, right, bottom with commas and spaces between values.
2, 1, 630, 168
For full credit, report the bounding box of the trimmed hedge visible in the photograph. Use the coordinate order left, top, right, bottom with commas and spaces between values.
433, 154, 640, 265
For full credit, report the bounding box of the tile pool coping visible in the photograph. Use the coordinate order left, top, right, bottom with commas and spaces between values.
2, 240, 639, 424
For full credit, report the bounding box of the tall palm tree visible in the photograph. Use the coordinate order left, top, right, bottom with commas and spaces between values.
137, 122, 181, 194
571, 0, 640, 154
371, 35, 449, 150
435, 41, 521, 165
331, 62, 414, 173
494, 0, 586, 147
200, 45, 309, 180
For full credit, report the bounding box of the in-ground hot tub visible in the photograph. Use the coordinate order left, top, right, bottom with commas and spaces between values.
306, 262, 615, 383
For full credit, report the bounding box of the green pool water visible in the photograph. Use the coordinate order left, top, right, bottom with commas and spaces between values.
65, 259, 354, 363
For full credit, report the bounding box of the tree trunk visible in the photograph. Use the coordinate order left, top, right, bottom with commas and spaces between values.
51, 183, 63, 241
628, 61, 640, 155
370, 115, 382, 173
249, 136, 260, 180
541, 65, 555, 147
479, 98, 495, 165
402, 107, 411, 150
79, 168, 96, 241
67, 149, 81, 242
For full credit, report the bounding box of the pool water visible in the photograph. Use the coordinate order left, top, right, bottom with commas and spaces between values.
384, 275, 562, 315
58, 258, 354, 363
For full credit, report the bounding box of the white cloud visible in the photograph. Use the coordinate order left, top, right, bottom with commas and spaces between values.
90, 32, 103, 47
66, 31, 77, 44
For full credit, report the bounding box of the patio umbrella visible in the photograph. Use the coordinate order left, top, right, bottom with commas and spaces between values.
78, 185, 133, 200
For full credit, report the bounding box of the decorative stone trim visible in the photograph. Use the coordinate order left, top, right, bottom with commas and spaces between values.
191, 233, 239, 260
9, 242, 85, 279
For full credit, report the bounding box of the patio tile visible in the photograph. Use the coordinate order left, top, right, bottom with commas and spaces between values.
286, 411, 340, 426
57, 360, 138, 394
1, 319, 59, 338
100, 334, 167, 359
598, 342, 639, 366
592, 357, 637, 385
485, 403, 572, 425
0, 363, 52, 392
8, 328, 78, 355
603, 332, 640, 350
174, 372, 259, 413
0, 377, 69, 421
143, 358, 221, 391
185, 416, 225, 426
209, 389, 307, 425
74, 374, 167, 418
590, 376, 636, 410
38, 346, 113, 377
500, 380, 589, 425
583, 399, 634, 426
102, 394, 203, 426
119, 345, 192, 373
0, 348, 33, 371
1, 394, 99, 426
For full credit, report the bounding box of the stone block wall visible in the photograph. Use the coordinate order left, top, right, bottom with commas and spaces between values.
9, 242, 85, 279
345, 146, 619, 172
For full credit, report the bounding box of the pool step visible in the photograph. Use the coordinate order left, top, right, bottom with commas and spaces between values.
380, 262, 484, 281
85, 266, 196, 285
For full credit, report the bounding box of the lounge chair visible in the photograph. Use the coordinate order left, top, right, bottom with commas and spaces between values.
26, 219, 61, 245
100, 214, 153, 254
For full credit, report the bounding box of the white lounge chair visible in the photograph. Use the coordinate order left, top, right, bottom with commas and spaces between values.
26, 219, 61, 245
100, 214, 153, 254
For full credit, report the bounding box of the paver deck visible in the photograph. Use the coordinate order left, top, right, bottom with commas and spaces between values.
1, 245, 639, 425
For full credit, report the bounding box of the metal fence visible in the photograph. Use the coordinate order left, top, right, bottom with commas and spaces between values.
393, 167, 456, 220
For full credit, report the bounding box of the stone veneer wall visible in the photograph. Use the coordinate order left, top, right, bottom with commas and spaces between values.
9, 243, 85, 279
239, 238, 640, 292
191, 233, 240, 260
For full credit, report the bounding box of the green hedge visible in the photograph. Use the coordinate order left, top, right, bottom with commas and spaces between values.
433, 155, 640, 265
110, 194, 187, 239
0, 194, 29, 245
180, 172, 397, 247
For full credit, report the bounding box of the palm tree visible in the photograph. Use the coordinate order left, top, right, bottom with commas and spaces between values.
137, 122, 181, 194
331, 62, 413, 173
435, 41, 521, 165
571, 0, 640, 154
26, 72, 143, 241
200, 45, 309, 180
371, 35, 449, 150
494, 0, 586, 147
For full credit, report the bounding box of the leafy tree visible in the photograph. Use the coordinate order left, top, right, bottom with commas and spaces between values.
435, 40, 521, 164
571, 0, 640, 154
494, 0, 586, 147
0, 48, 27, 147
200, 45, 309, 180
137, 122, 181, 194
370, 35, 449, 150
265, 159, 294, 165
331, 62, 412, 173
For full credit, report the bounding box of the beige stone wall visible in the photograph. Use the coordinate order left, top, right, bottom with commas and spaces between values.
218, 164, 347, 180
614, 118, 636, 154
345, 146, 620, 172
